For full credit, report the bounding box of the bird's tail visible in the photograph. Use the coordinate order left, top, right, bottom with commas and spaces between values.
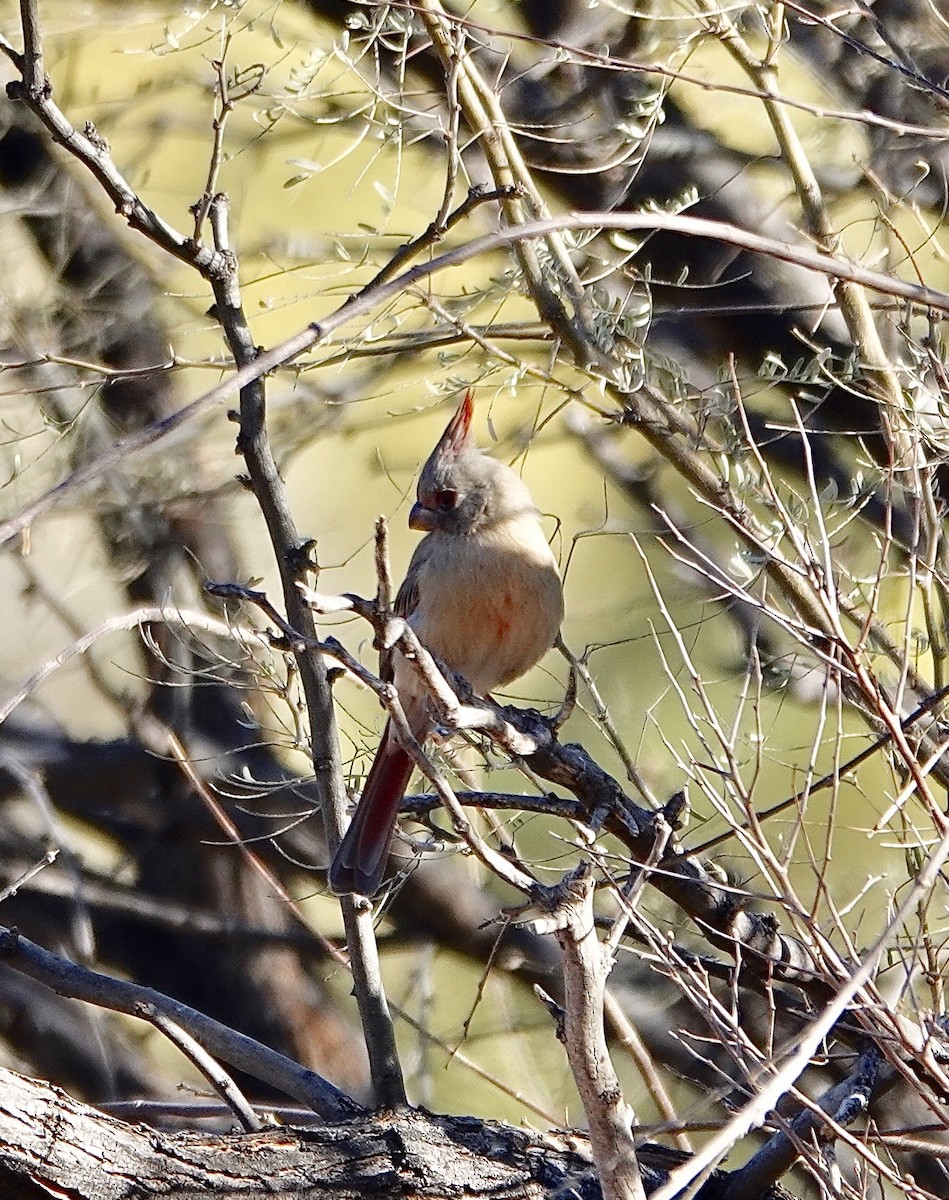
328, 721, 415, 896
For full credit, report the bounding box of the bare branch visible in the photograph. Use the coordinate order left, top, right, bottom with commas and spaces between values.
0, 925, 360, 1119
534, 866, 646, 1200
134, 1003, 263, 1133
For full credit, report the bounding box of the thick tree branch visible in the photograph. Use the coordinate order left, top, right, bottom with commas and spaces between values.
0, 926, 360, 1120
535, 865, 646, 1200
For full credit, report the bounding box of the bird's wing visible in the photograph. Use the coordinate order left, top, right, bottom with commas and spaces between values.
394, 535, 434, 618
378, 534, 431, 682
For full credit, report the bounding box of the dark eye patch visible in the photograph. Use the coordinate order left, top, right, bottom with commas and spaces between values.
433, 488, 459, 511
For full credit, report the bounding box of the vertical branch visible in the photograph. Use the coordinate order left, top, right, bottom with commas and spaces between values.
536, 867, 646, 1200
413, 0, 615, 377
17, 0, 44, 96
192, 48, 235, 242
207, 195, 406, 1108
694, 0, 904, 417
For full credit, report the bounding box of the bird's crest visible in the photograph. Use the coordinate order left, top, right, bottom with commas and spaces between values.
433, 388, 475, 462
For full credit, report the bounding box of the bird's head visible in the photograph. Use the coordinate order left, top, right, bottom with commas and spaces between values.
409, 391, 537, 536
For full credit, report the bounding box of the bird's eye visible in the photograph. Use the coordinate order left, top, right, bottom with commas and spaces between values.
432, 488, 459, 511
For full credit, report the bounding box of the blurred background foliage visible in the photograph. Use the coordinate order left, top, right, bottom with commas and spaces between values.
0, 0, 947, 1185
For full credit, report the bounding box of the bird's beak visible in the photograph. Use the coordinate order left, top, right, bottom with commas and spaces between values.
408, 501, 437, 531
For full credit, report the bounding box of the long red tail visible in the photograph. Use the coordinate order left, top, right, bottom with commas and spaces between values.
329, 721, 415, 896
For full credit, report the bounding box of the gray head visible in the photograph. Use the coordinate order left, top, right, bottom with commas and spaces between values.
408, 391, 537, 536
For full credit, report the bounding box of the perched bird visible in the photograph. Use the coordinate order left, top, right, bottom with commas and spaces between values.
329, 391, 563, 896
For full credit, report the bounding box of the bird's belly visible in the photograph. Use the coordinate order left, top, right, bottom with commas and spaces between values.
410, 544, 561, 695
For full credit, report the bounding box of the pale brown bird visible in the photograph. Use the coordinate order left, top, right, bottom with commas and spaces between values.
329, 391, 563, 896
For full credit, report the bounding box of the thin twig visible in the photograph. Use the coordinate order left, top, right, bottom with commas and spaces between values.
721, 1046, 882, 1200
0, 848, 57, 905
2, 207, 947, 551
134, 1003, 263, 1133
0, 606, 270, 726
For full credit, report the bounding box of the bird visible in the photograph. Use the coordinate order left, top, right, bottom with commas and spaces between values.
329, 390, 564, 897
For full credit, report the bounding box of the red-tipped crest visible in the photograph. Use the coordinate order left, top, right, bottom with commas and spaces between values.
435, 388, 474, 459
